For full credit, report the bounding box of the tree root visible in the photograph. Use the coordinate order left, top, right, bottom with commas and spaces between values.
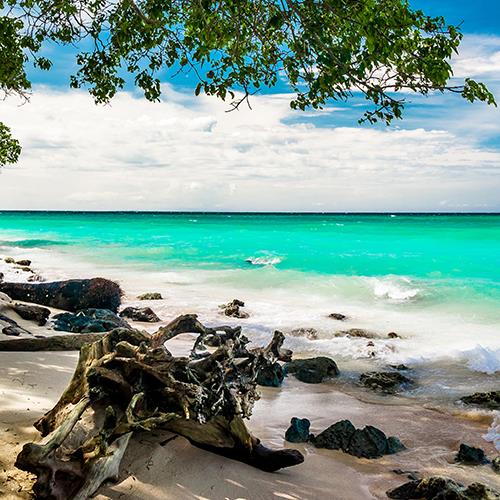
16, 315, 303, 499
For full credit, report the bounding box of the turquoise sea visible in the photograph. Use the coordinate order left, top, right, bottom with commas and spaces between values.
0, 212, 499, 376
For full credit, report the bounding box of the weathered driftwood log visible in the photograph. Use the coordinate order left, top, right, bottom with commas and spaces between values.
16, 315, 303, 499
0, 333, 106, 351
0, 278, 122, 312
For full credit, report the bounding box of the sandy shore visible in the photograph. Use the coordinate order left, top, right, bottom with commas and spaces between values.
1, 340, 498, 499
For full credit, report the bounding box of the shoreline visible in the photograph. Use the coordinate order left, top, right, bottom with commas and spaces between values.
0, 252, 499, 499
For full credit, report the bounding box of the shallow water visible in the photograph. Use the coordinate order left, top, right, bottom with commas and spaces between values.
0, 212, 498, 396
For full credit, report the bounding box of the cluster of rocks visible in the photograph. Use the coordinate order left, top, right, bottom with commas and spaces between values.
53, 308, 131, 333
460, 391, 500, 410
284, 417, 406, 459
3, 256, 45, 282
387, 476, 499, 500
359, 370, 413, 393
219, 299, 249, 318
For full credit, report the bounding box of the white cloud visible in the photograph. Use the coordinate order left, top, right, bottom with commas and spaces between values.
0, 85, 499, 211
453, 35, 500, 78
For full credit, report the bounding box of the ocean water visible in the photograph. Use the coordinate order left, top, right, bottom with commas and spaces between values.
0, 212, 499, 391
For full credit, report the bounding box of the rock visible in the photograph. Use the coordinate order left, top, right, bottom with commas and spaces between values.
256, 362, 284, 387
313, 419, 356, 450
493, 456, 500, 473
278, 347, 293, 362
389, 364, 410, 371
119, 306, 160, 323
53, 309, 130, 333
460, 391, 500, 410
284, 356, 339, 384
289, 327, 318, 340
0, 278, 122, 313
456, 444, 490, 465
335, 328, 377, 339
137, 292, 163, 300
15, 259, 32, 267
11, 303, 50, 326
360, 371, 413, 393
388, 332, 400, 338
27, 274, 45, 282
0, 272, 3, 282
387, 476, 500, 500
0, 314, 32, 336
312, 419, 405, 459
329, 313, 347, 321
220, 299, 249, 319
4, 257, 15, 263
285, 417, 311, 443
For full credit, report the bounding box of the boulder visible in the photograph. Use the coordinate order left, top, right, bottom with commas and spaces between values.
387, 476, 499, 500
16, 259, 32, 267
329, 313, 347, 321
335, 328, 377, 339
256, 362, 284, 387
289, 327, 318, 340
285, 417, 311, 443
312, 419, 405, 459
11, 303, 50, 326
220, 299, 249, 319
137, 292, 163, 300
493, 456, 500, 473
460, 391, 500, 411
284, 356, 339, 384
313, 419, 355, 450
360, 371, 413, 393
0, 278, 122, 313
53, 309, 130, 333
119, 306, 160, 323
4, 257, 15, 264
455, 444, 490, 465
388, 332, 400, 338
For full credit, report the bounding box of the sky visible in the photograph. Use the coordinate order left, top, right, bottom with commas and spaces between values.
1, 1, 499, 212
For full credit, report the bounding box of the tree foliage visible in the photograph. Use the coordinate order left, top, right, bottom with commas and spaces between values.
0, 0, 496, 165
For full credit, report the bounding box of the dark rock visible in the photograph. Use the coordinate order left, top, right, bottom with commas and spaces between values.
389, 364, 410, 371
220, 299, 249, 318
347, 426, 390, 458
285, 417, 311, 443
456, 444, 490, 465
16, 259, 32, 267
0, 272, 3, 282
329, 313, 347, 321
386, 436, 406, 455
387, 476, 500, 499
335, 328, 377, 339
289, 327, 318, 340
11, 303, 50, 326
493, 456, 500, 473
4, 257, 15, 264
0, 278, 122, 313
53, 309, 130, 333
278, 348, 293, 362
27, 274, 45, 282
0, 315, 32, 336
284, 356, 339, 384
119, 306, 160, 323
16, 266, 33, 273
256, 362, 284, 387
460, 391, 500, 411
388, 332, 400, 338
137, 292, 163, 300
313, 419, 356, 450
360, 371, 413, 393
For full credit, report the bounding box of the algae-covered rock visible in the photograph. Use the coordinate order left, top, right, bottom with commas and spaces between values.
119, 306, 160, 323
312, 419, 355, 450
285, 417, 311, 443
284, 356, 339, 384
455, 443, 490, 465
137, 292, 163, 300
360, 371, 413, 393
387, 476, 500, 499
460, 391, 500, 410
53, 309, 130, 333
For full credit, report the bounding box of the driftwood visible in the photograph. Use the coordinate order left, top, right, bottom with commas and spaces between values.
0, 278, 122, 312
0, 333, 106, 351
15, 315, 303, 499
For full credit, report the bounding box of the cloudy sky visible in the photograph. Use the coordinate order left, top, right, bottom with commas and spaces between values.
1, 0, 499, 212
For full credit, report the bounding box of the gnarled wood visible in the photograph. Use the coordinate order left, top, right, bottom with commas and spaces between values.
16, 315, 302, 499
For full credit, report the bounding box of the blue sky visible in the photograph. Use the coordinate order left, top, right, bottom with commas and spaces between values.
2, 1, 500, 211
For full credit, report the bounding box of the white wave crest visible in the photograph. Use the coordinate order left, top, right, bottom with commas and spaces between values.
245, 256, 282, 266
483, 414, 500, 452
464, 345, 500, 375
370, 277, 420, 301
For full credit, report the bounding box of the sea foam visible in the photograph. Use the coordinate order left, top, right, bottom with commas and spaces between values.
245, 255, 283, 266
